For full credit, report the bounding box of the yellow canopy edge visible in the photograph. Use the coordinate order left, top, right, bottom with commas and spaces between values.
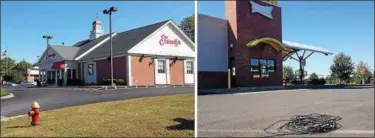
245, 37, 285, 52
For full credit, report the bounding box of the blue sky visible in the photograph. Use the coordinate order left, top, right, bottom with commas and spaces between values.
1, 1, 194, 63
199, 1, 374, 77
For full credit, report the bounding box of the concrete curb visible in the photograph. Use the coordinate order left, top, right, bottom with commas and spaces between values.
1, 114, 27, 122
1, 93, 14, 100
198, 85, 374, 95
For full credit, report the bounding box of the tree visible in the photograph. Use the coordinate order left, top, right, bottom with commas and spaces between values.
352, 61, 373, 84
13, 59, 33, 76
330, 52, 355, 84
0, 57, 16, 75
283, 66, 295, 84
326, 75, 339, 84
3, 70, 25, 83
308, 73, 319, 80
179, 15, 195, 42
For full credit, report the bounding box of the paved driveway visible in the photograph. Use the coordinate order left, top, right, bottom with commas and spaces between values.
198, 87, 374, 137
1, 86, 193, 118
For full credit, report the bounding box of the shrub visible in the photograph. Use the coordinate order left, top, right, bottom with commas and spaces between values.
102, 79, 126, 85
291, 79, 298, 85
318, 78, 326, 85
115, 79, 125, 85
309, 79, 319, 85
309, 78, 326, 85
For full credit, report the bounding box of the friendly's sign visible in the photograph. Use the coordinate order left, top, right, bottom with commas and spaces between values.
159, 34, 181, 46
45, 51, 56, 59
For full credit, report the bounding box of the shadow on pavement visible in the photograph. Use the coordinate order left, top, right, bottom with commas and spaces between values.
166, 118, 194, 130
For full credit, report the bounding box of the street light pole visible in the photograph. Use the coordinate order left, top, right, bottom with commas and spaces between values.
42, 35, 53, 47
103, 6, 118, 88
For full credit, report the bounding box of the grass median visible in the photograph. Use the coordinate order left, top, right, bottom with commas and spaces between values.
1, 89, 8, 97
1, 93, 194, 137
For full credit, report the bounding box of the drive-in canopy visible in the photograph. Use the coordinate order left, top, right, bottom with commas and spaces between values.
281, 40, 333, 81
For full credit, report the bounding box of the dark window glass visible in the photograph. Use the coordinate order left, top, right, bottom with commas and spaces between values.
72, 69, 76, 79
250, 59, 259, 72
158, 60, 166, 74
88, 64, 93, 75
186, 61, 194, 74
267, 60, 275, 73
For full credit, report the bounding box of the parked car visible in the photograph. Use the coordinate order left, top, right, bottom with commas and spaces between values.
20, 81, 36, 87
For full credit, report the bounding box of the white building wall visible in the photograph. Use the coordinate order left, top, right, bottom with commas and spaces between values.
197, 14, 228, 72
128, 22, 195, 58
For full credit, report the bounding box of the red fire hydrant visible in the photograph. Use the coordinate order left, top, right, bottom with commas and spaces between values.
28, 102, 40, 126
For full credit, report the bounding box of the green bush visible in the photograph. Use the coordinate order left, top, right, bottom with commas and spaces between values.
309, 78, 326, 85
102, 79, 126, 85
318, 78, 326, 85
291, 79, 298, 85
115, 79, 125, 85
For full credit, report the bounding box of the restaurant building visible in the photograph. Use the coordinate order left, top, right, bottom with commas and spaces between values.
36, 19, 195, 86
198, 0, 331, 89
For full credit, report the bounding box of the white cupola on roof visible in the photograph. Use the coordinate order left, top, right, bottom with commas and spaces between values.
89, 20, 104, 40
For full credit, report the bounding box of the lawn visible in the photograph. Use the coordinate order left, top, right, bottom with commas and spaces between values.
1, 93, 194, 137
1, 89, 8, 97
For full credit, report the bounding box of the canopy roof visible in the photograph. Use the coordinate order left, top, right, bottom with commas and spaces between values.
282, 40, 333, 55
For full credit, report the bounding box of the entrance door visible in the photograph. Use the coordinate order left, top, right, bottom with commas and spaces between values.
155, 59, 167, 84
184, 60, 194, 84
84, 62, 97, 84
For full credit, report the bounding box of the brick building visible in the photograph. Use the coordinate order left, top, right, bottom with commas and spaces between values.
198, 0, 332, 89
198, 0, 283, 89
36, 19, 195, 86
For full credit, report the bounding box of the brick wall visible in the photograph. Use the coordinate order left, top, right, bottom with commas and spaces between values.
96, 56, 126, 84
169, 59, 184, 85
131, 56, 155, 86
227, 0, 283, 87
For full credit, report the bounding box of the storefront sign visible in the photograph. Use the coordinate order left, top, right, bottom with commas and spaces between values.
249, 1, 273, 19
159, 34, 181, 46
45, 51, 56, 59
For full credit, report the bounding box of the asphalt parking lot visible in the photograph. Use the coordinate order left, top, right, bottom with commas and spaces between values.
198, 87, 374, 137
1, 86, 193, 118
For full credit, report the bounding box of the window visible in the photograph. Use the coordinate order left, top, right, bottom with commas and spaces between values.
158, 60, 166, 74
250, 58, 276, 78
88, 64, 94, 75
186, 61, 194, 74
260, 59, 268, 78
267, 60, 275, 73
250, 59, 259, 72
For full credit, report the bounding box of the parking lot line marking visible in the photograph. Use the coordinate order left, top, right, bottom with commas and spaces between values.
198, 129, 374, 134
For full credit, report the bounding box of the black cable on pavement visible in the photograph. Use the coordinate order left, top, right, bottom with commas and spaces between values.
263, 113, 342, 137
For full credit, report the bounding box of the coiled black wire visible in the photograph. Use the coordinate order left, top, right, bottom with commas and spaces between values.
263, 113, 342, 137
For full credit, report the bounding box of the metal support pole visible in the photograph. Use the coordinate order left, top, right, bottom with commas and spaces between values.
109, 13, 115, 87
228, 69, 231, 89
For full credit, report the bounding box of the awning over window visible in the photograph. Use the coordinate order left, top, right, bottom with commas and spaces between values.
51, 61, 65, 69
